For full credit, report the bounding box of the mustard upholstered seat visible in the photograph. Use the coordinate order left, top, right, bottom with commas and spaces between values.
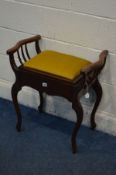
24, 50, 91, 81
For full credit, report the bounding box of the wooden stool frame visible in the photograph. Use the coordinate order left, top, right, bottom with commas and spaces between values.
7, 35, 108, 153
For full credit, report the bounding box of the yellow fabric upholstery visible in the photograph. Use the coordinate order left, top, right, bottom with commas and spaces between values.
24, 50, 91, 80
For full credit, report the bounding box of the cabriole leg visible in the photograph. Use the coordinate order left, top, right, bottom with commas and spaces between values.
11, 83, 22, 132
90, 79, 102, 129
72, 95, 83, 153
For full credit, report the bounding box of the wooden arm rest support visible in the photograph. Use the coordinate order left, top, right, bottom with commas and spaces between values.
6, 35, 41, 72
7, 35, 41, 55
81, 50, 108, 74
81, 50, 108, 88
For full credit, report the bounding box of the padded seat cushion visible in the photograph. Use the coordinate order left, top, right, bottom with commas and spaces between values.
24, 50, 91, 80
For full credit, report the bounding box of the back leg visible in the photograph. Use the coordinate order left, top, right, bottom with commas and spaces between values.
38, 91, 44, 113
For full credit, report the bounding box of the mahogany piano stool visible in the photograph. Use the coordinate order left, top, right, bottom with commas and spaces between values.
7, 35, 108, 153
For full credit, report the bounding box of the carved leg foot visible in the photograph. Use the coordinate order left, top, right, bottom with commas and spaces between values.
11, 83, 22, 132
72, 96, 83, 153
90, 79, 102, 129
38, 91, 44, 113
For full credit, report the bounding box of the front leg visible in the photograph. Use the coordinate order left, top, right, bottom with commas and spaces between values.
11, 82, 22, 131
72, 94, 83, 153
90, 79, 102, 129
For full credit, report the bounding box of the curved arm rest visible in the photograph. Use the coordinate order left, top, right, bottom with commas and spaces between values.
81, 50, 108, 88
81, 50, 108, 74
7, 35, 41, 55
6, 35, 41, 72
